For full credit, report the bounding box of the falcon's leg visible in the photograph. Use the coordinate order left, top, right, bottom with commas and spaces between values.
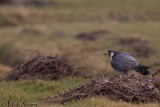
127, 70, 135, 76
115, 70, 124, 78
124, 71, 129, 76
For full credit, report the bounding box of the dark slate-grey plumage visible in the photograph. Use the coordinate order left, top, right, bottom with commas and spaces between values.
104, 49, 150, 76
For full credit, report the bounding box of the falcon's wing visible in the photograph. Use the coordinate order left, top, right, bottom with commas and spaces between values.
111, 53, 138, 71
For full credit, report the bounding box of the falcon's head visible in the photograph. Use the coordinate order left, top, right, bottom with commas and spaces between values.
104, 49, 120, 60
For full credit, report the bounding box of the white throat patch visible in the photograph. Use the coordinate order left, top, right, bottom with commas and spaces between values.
109, 52, 114, 61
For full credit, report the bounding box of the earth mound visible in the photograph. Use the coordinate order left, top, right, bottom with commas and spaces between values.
118, 37, 153, 57
76, 30, 108, 41
0, 0, 55, 6
43, 70, 160, 103
5, 56, 85, 80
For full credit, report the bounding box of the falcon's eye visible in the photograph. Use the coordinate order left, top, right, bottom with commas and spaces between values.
108, 51, 110, 55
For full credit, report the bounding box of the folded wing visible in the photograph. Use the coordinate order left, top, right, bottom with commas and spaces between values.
111, 53, 138, 71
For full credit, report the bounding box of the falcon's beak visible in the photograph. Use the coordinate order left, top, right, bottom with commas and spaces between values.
104, 51, 108, 55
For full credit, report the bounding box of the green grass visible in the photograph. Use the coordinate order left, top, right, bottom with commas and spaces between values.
0, 78, 88, 103
41, 97, 160, 107
0, 78, 159, 107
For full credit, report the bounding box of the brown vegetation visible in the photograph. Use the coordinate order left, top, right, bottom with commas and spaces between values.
118, 37, 153, 57
5, 56, 86, 81
43, 70, 160, 104
21, 27, 42, 36
76, 30, 108, 41
0, 0, 55, 6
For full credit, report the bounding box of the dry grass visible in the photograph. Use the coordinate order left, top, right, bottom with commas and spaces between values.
0, 63, 12, 77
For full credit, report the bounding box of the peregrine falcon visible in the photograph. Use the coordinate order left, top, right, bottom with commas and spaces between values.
104, 49, 150, 76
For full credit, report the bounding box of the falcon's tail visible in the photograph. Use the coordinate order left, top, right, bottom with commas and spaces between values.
134, 65, 150, 75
